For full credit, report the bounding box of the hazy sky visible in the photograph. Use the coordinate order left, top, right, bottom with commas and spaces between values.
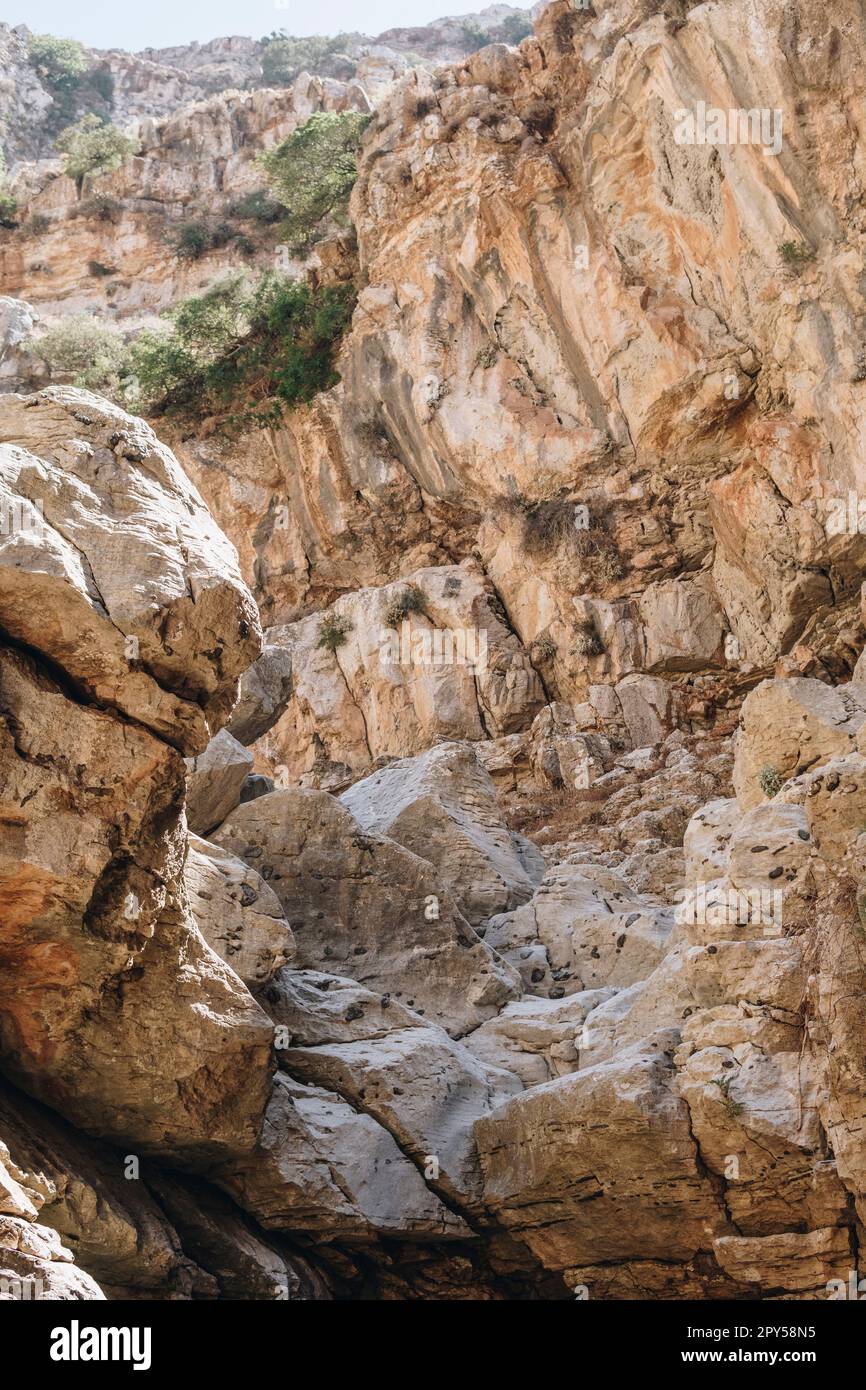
0, 0, 509, 51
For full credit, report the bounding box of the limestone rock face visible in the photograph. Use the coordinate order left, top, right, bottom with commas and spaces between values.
340, 742, 544, 924
8, 0, 866, 1307
185, 835, 295, 988
213, 788, 520, 1036
185, 729, 254, 835
225, 645, 294, 746
0, 388, 261, 756
258, 566, 545, 787
733, 678, 866, 810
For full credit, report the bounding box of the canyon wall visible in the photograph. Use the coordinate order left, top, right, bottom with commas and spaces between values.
3, 0, 866, 1302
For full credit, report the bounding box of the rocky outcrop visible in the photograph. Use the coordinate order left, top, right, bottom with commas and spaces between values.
6, 0, 866, 1306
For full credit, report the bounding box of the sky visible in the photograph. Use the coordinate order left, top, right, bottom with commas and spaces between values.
0, 0, 511, 51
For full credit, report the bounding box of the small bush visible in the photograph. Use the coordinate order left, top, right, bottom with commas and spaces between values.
355, 413, 394, 456
532, 635, 557, 661
779, 240, 814, 268
168, 218, 246, 260
229, 188, 284, 223
78, 193, 122, 221
260, 110, 370, 252
130, 272, 356, 423
474, 341, 499, 371
574, 625, 603, 657
55, 114, 138, 184
711, 1075, 744, 1120
384, 585, 428, 629
88, 260, 116, 277
22, 212, 52, 235
28, 33, 88, 90
34, 315, 130, 392
169, 220, 216, 260
758, 765, 783, 798
0, 148, 17, 227
317, 612, 353, 651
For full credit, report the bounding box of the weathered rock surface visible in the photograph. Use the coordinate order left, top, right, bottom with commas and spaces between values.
185, 835, 295, 988
213, 788, 520, 1036
184, 729, 254, 835
340, 742, 544, 924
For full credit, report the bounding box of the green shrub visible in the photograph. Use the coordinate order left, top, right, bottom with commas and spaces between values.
34, 315, 130, 392
129, 271, 356, 423
55, 114, 138, 184
711, 1075, 744, 1120
88, 259, 116, 277
384, 585, 428, 629
779, 240, 814, 268
259, 110, 370, 251
0, 149, 17, 228
758, 765, 783, 798
28, 34, 88, 91
168, 219, 237, 259
260, 32, 356, 86
317, 612, 353, 651
494, 15, 533, 44
229, 188, 284, 223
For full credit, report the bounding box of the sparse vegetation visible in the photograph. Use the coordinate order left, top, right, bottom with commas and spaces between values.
168, 218, 236, 260
88, 260, 116, 277
758, 765, 784, 799
493, 14, 533, 45
355, 413, 395, 457
459, 21, 489, 52
474, 342, 499, 372
260, 32, 357, 87
0, 147, 17, 227
228, 189, 284, 224
317, 612, 353, 651
129, 271, 356, 424
779, 240, 815, 269
711, 1074, 744, 1120
499, 493, 624, 588
77, 193, 122, 222
574, 625, 604, 657
532, 635, 557, 661
22, 213, 52, 235
34, 315, 130, 393
384, 585, 428, 629
260, 110, 370, 252
55, 114, 138, 185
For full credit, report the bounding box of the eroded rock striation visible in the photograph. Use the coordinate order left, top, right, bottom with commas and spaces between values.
4, 0, 866, 1303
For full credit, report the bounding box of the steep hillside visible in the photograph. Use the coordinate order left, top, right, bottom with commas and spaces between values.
3, 0, 866, 1305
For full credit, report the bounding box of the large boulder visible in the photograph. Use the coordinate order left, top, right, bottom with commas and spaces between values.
185, 835, 295, 989
0, 389, 261, 755
214, 789, 520, 1037
340, 742, 544, 925
184, 729, 254, 835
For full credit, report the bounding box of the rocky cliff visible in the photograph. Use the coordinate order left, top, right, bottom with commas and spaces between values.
3, 0, 866, 1302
